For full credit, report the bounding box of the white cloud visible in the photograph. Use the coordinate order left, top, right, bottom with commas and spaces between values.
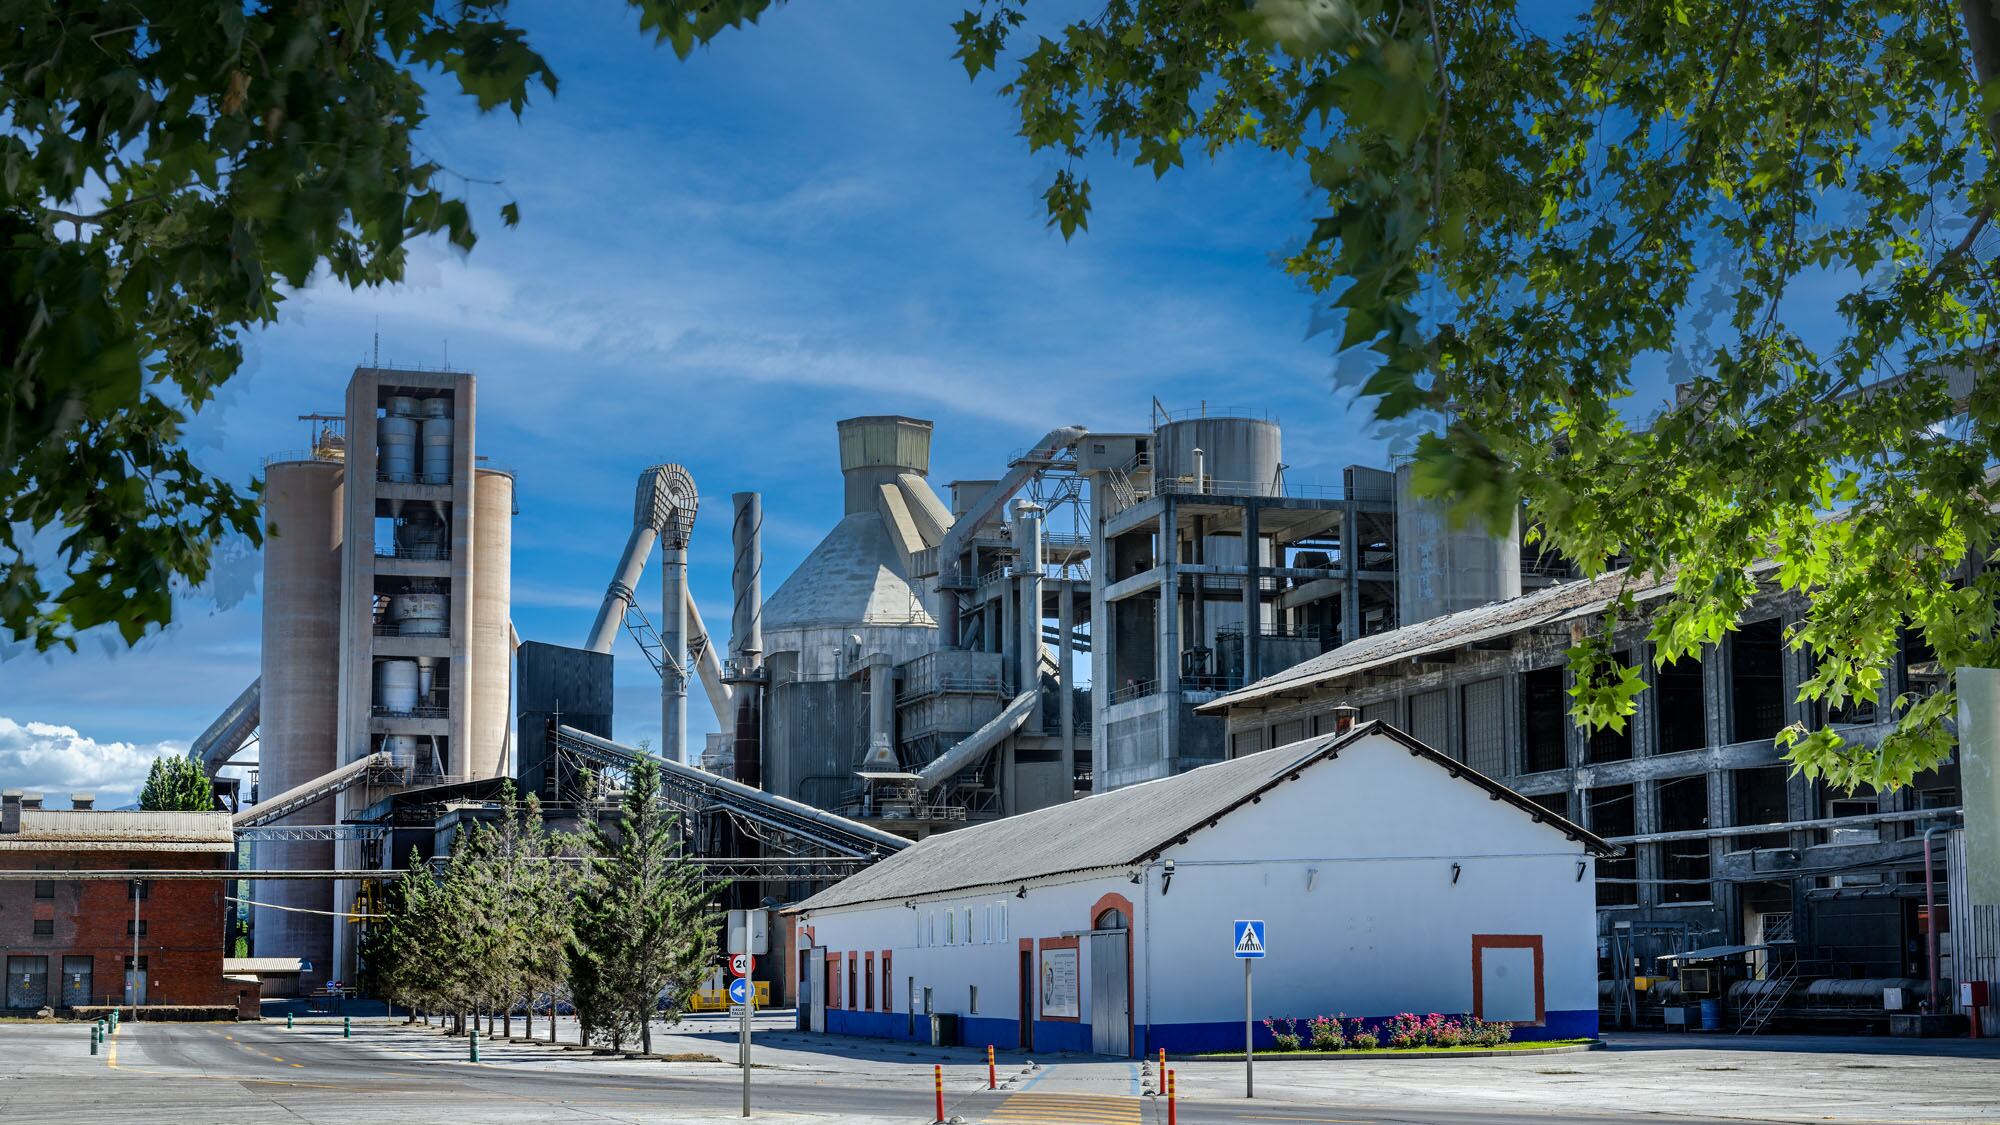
0, 717, 185, 805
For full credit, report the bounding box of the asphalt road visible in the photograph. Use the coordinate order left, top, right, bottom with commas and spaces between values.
1, 1017, 1994, 1124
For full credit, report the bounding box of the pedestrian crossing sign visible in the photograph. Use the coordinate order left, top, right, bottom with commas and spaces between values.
1234, 919, 1266, 958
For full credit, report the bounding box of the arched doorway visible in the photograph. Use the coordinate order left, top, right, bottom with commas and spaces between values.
1089, 898, 1132, 1056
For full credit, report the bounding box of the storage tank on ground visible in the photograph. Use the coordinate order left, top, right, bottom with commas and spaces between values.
469, 467, 514, 780
254, 456, 344, 988
1151, 415, 1282, 496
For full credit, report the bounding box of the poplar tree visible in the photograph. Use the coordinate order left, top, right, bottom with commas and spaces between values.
568, 756, 720, 1054
138, 755, 213, 811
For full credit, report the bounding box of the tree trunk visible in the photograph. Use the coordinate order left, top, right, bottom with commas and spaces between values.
1962, 0, 2000, 139
524, 998, 533, 1041
504, 1003, 512, 1039
640, 1011, 652, 1055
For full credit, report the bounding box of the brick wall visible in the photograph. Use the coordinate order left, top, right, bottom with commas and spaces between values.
0, 849, 232, 1010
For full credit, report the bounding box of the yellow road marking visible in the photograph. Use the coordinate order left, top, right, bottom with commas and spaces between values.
989, 1091, 1142, 1124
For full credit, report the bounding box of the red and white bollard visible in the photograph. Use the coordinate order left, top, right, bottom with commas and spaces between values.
1168, 1068, 1177, 1125
933, 1063, 945, 1124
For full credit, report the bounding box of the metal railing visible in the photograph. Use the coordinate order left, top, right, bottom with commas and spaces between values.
375, 544, 451, 562
1154, 475, 1344, 500
372, 701, 449, 719
373, 623, 449, 638
1110, 678, 1160, 704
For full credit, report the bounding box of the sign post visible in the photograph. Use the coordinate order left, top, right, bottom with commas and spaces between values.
1233, 919, 1265, 1099
728, 958, 754, 1117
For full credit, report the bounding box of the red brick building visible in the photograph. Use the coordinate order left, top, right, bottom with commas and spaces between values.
0, 790, 239, 1012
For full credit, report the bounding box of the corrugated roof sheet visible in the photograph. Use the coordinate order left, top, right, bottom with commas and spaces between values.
0, 809, 235, 853
793, 723, 1611, 913
224, 958, 306, 974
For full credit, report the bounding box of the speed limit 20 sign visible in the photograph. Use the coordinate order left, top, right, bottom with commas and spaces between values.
730, 953, 754, 978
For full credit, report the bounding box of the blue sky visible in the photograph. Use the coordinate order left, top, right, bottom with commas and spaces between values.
0, 1, 1418, 806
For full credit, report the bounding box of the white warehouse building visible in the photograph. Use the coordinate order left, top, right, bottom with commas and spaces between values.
787, 720, 1612, 1055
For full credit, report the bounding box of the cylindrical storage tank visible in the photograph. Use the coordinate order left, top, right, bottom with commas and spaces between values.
254, 458, 344, 990
373, 659, 420, 713
468, 468, 514, 781
379, 734, 420, 769
387, 591, 449, 636
416, 655, 437, 699
1151, 417, 1282, 497
378, 415, 417, 483
420, 417, 453, 484
420, 397, 450, 420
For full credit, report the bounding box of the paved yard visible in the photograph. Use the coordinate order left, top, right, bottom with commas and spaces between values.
0, 1014, 1993, 1123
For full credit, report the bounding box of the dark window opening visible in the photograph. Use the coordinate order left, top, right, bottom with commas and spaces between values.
33, 879, 54, 900
128, 880, 148, 902
1522, 666, 1567, 773
1655, 654, 1707, 754
1902, 627, 1947, 701
31, 919, 53, 936
1731, 619, 1786, 743
1589, 784, 1637, 906
125, 920, 147, 937
1732, 766, 1790, 850
1586, 651, 1634, 763
1656, 775, 1712, 902
1527, 791, 1569, 820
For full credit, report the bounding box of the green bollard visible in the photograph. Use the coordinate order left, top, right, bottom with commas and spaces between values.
469, 1030, 479, 1063
89, 1026, 97, 1055
343, 1016, 351, 1039
287, 1012, 293, 1030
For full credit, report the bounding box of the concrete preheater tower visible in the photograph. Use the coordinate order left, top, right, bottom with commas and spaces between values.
252, 366, 515, 989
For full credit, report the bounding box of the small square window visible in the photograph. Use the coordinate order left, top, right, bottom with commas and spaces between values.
126, 919, 147, 937
33, 879, 54, 899
31, 919, 53, 936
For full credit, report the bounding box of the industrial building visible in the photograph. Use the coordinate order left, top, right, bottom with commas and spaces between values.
785, 720, 1609, 1054
0, 791, 240, 1013
1201, 564, 1974, 1032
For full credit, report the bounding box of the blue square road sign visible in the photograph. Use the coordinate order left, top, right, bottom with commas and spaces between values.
1234, 919, 1266, 958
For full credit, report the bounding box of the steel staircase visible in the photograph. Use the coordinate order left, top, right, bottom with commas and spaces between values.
1735, 958, 1797, 1035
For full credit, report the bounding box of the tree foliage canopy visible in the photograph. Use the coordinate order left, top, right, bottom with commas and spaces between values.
138, 753, 212, 810
0, 0, 700, 652
657, 0, 2000, 791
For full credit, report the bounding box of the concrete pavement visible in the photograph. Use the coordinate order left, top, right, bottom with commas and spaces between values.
1, 1016, 1995, 1123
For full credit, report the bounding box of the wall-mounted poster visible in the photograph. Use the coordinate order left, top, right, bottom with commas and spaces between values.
1039, 947, 1079, 1019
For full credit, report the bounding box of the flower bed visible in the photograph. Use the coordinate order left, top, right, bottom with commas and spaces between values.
1261, 1012, 1521, 1053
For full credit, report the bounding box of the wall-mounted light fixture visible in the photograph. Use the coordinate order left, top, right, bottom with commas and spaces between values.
1016, 886, 1027, 899
1450, 862, 1462, 885
1129, 870, 1143, 886
1161, 859, 1176, 897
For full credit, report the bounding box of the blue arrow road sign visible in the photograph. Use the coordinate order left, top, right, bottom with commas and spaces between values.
728, 978, 751, 1004
1234, 919, 1266, 958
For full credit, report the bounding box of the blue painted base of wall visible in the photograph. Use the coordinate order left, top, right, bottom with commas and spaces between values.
821, 1008, 1095, 1052
812, 1008, 1598, 1057
1138, 1009, 1599, 1056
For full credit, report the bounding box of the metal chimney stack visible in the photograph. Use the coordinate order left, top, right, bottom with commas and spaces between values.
728, 491, 765, 788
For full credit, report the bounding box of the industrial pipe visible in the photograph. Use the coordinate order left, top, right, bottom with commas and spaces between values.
1924, 824, 1943, 1014
730, 492, 765, 788
1014, 501, 1045, 726
935, 426, 1086, 645
189, 678, 261, 777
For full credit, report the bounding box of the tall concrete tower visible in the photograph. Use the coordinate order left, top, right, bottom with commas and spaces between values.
254, 367, 514, 985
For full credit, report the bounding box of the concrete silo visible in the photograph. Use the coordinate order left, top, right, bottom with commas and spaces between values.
469, 467, 515, 780
758, 417, 948, 810
253, 455, 344, 985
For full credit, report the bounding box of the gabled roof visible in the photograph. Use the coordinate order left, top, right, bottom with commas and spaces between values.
0, 809, 235, 853
792, 722, 1613, 913
1203, 560, 1780, 713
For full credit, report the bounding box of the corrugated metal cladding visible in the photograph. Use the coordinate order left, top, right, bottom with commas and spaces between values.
1461, 677, 1506, 774
1231, 729, 1263, 758
1409, 689, 1449, 755
1271, 718, 1307, 747
1361, 699, 1398, 726
1949, 830, 2000, 1027
838, 416, 932, 475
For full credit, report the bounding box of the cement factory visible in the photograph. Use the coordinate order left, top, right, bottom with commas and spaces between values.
171, 362, 2000, 1041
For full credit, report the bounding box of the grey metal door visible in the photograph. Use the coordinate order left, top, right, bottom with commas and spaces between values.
807, 947, 826, 1033
7, 956, 48, 1009
61, 956, 92, 1008
1089, 932, 1129, 1056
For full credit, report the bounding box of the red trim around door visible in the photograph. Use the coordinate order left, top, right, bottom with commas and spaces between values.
1470, 934, 1545, 1026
